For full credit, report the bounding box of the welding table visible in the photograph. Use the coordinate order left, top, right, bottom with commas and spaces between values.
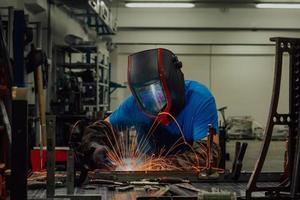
27, 171, 282, 200
27, 181, 280, 200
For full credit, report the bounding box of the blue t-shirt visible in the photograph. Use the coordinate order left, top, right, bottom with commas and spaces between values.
109, 80, 218, 153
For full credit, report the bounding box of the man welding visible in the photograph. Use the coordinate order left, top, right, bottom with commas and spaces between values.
80, 48, 220, 170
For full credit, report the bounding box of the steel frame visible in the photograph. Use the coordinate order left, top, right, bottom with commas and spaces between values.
11, 89, 28, 200
246, 37, 300, 199
46, 115, 102, 199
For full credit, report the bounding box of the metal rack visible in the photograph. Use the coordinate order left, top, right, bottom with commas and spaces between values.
246, 37, 300, 199
53, 44, 110, 117
55, 0, 117, 36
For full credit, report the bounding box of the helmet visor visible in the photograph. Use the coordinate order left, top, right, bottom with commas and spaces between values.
134, 80, 167, 116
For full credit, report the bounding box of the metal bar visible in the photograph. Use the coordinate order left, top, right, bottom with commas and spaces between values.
95, 55, 100, 112
11, 88, 28, 200
33, 22, 42, 150
290, 49, 300, 197
35, 21, 42, 48
246, 38, 284, 199
54, 194, 101, 199
246, 38, 300, 199
232, 142, 241, 173
108, 63, 111, 109
67, 148, 74, 194
218, 128, 226, 169
137, 197, 197, 200
13, 10, 25, 87
15, 10, 27, 81
89, 170, 221, 182
7, 6, 13, 58
46, 115, 56, 198
46, 1, 53, 114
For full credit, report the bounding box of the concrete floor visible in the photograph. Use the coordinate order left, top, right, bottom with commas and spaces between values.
226, 140, 285, 172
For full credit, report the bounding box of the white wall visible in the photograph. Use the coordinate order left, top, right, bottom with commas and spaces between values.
115, 7, 300, 29
109, 7, 297, 127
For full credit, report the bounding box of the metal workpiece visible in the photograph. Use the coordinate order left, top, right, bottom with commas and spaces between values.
54, 194, 102, 200
89, 170, 221, 182
45, 115, 103, 199
198, 192, 236, 200
231, 142, 248, 180
246, 37, 300, 199
46, 115, 56, 198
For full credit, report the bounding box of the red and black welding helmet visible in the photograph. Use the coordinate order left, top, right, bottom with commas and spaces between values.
128, 48, 185, 124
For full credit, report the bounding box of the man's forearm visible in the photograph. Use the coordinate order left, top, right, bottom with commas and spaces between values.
167, 140, 221, 170
80, 121, 117, 159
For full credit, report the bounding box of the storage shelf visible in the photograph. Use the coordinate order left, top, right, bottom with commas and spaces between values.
60, 63, 109, 70
56, 44, 97, 53
56, 1, 117, 35
54, 43, 111, 114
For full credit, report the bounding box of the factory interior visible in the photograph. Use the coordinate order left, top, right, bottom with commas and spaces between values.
0, 0, 300, 199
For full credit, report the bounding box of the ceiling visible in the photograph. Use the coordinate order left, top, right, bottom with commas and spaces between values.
109, 0, 300, 7
55, 0, 300, 10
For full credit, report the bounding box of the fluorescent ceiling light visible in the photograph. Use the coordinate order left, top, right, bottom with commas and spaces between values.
125, 2, 195, 8
256, 3, 300, 9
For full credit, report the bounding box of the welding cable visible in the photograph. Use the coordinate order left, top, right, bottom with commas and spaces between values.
135, 116, 162, 155
157, 112, 200, 166
68, 120, 83, 146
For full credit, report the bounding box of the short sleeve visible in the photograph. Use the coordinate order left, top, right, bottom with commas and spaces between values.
193, 96, 219, 141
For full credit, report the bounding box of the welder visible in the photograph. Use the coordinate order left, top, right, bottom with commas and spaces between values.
80, 48, 220, 169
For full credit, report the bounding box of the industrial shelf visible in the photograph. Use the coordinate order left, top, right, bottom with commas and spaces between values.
53, 44, 110, 116
56, 44, 98, 53
61, 63, 109, 70
55, 0, 117, 36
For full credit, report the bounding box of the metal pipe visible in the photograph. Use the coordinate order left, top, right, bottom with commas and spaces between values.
46, 115, 56, 198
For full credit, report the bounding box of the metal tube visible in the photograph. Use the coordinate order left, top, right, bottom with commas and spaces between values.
67, 148, 75, 194
46, 115, 56, 198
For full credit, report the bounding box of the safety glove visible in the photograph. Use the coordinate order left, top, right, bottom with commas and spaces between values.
80, 120, 118, 169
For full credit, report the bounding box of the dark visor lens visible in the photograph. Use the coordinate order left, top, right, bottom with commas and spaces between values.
134, 81, 167, 115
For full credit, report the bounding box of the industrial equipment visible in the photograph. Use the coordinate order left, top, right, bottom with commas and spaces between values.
246, 37, 300, 199
25, 37, 300, 200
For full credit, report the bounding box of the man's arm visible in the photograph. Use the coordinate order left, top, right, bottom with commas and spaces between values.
80, 96, 137, 167
167, 96, 221, 169
80, 120, 116, 168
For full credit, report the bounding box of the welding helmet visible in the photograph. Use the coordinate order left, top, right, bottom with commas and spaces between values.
128, 48, 185, 124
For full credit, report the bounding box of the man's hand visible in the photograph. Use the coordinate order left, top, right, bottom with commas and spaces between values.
80, 120, 118, 169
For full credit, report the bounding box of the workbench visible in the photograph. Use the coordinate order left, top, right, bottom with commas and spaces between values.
27, 171, 281, 200
27, 182, 279, 199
